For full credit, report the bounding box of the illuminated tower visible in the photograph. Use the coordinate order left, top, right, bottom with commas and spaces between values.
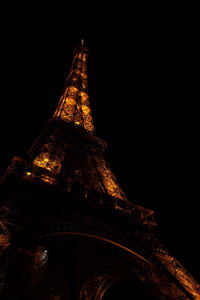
0, 40, 199, 299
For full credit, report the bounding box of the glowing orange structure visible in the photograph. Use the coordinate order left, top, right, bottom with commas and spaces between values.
33, 40, 94, 174
31, 40, 127, 201
53, 40, 95, 133
0, 40, 199, 299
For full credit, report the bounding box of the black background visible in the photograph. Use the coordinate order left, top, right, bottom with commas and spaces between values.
0, 8, 199, 294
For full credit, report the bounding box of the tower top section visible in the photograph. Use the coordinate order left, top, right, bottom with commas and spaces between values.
53, 40, 95, 134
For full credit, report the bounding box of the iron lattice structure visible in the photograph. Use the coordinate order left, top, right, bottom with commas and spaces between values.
0, 40, 199, 299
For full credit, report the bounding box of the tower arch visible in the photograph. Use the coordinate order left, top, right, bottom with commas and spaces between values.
79, 274, 116, 300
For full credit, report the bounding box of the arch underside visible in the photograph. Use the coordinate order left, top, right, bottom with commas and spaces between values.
79, 274, 115, 300
2, 229, 188, 300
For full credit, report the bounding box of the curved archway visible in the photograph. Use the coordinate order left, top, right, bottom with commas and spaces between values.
3, 229, 155, 299
25, 231, 150, 265
79, 274, 116, 300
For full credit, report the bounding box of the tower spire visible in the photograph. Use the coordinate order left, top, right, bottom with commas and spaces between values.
53, 40, 95, 134
28, 42, 128, 200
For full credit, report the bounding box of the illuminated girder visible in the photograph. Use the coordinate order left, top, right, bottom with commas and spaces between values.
30, 41, 127, 201
31, 125, 67, 176
53, 40, 95, 134
32, 41, 95, 177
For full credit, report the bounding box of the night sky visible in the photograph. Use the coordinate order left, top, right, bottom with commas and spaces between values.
0, 13, 199, 289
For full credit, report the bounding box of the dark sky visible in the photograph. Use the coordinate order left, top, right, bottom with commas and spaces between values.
0, 13, 199, 287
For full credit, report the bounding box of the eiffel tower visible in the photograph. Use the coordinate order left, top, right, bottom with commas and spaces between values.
0, 40, 199, 299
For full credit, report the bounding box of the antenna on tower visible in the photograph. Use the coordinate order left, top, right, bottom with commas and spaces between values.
81, 38, 85, 46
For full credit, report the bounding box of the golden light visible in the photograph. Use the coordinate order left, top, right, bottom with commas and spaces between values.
52, 47, 95, 134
